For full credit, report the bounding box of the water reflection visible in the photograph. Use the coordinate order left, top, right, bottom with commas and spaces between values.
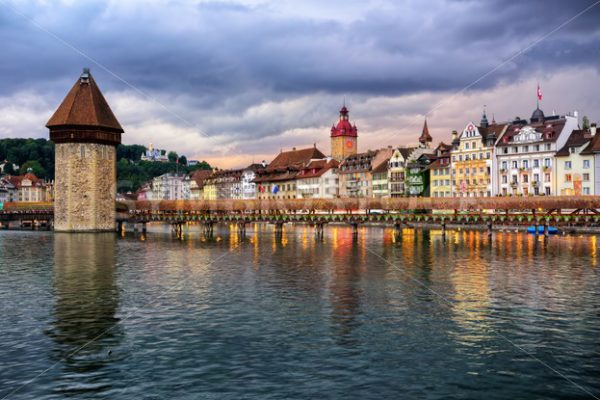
46, 233, 121, 397
330, 230, 363, 345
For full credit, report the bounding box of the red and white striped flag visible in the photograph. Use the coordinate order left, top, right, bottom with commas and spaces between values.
537, 83, 542, 101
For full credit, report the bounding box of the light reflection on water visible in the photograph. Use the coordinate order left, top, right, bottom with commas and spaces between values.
0, 226, 599, 399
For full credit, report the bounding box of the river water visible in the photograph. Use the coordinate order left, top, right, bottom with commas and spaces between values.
1, 225, 599, 399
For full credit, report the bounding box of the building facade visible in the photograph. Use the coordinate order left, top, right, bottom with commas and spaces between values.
495, 109, 577, 196
430, 143, 452, 198
255, 146, 326, 199
555, 129, 594, 195
296, 158, 339, 198
152, 173, 186, 200
388, 147, 415, 198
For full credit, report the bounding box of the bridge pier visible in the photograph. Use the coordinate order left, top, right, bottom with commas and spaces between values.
274, 221, 284, 235
534, 221, 539, 236
441, 221, 446, 237
237, 221, 247, 237
543, 221, 549, 237
202, 221, 214, 237
314, 222, 325, 239
487, 220, 493, 237
142, 222, 147, 234
351, 222, 359, 237
393, 223, 402, 241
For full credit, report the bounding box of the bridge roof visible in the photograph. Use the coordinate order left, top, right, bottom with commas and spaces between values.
46, 69, 124, 133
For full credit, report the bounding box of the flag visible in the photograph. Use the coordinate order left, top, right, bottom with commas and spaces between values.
272, 185, 279, 194
537, 83, 542, 101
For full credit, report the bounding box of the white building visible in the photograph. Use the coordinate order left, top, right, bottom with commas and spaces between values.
296, 158, 339, 198
151, 173, 186, 200
241, 163, 266, 199
494, 108, 577, 196
0, 177, 17, 203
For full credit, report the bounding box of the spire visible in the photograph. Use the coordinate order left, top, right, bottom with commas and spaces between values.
419, 119, 432, 145
492, 113, 496, 125
480, 105, 489, 128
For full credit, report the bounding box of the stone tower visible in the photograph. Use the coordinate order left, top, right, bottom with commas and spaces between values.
330, 105, 358, 162
46, 68, 124, 232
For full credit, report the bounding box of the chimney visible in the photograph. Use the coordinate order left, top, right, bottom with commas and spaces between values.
451, 130, 458, 141
591, 123, 597, 137
292, 147, 296, 151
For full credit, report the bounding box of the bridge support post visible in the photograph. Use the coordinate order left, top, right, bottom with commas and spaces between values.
314, 222, 325, 239
237, 221, 246, 237
441, 221, 446, 237
352, 223, 359, 237
543, 221, 549, 237
534, 221, 539, 236
202, 221, 214, 237
274, 221, 284, 235
394, 223, 402, 241
487, 220, 493, 237
142, 222, 147, 234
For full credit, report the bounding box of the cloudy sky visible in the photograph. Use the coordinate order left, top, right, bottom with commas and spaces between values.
1, 0, 600, 167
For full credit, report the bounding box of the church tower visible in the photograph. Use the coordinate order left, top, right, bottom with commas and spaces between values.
330, 105, 358, 161
46, 68, 124, 232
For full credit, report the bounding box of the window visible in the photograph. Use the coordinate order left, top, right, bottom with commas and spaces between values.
545, 173, 551, 182
512, 175, 518, 184
533, 159, 540, 168
503, 148, 508, 154
502, 161, 507, 170
472, 168, 476, 175
523, 160, 529, 169
512, 161, 518, 169
459, 155, 463, 161
486, 152, 491, 159
502, 175, 507, 184
465, 154, 470, 161
545, 143, 551, 151
583, 173, 590, 182
584, 160, 590, 169
512, 146, 518, 153
465, 142, 470, 150
533, 173, 539, 182
479, 152, 483, 160
523, 145, 529, 152
535, 145, 540, 151
584, 187, 591, 195
545, 187, 551, 195
565, 161, 572, 170
523, 174, 529, 183
565, 174, 572, 182
544, 158, 551, 167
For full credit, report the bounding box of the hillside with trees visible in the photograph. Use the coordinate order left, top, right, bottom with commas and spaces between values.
0, 139, 211, 192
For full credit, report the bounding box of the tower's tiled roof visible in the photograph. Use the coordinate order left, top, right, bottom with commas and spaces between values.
46, 70, 123, 133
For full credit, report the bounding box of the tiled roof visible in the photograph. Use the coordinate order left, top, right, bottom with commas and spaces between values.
190, 169, 213, 188
478, 123, 508, 141
266, 146, 326, 172
581, 132, 600, 154
555, 130, 591, 157
398, 147, 415, 159
496, 119, 565, 146
297, 159, 339, 179
46, 70, 123, 132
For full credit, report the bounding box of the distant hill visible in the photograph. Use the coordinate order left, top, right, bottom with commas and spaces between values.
0, 138, 211, 192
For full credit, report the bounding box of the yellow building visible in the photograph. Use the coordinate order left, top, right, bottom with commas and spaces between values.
555, 129, 594, 195
451, 112, 506, 197
330, 105, 358, 162
430, 143, 453, 198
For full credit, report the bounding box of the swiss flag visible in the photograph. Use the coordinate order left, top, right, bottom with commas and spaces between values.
537, 83, 542, 101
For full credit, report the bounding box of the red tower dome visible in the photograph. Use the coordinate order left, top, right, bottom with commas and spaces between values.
331, 106, 358, 138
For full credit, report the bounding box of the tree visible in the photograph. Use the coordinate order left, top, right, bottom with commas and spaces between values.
3, 162, 15, 175
178, 155, 187, 165
167, 151, 178, 163
582, 115, 590, 130
20, 160, 47, 178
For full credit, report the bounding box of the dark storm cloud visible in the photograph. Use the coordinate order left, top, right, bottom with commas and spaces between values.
1, 0, 600, 142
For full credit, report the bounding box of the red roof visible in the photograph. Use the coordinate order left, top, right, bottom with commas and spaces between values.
46, 69, 123, 133
266, 146, 326, 172
331, 106, 358, 138
297, 158, 339, 179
